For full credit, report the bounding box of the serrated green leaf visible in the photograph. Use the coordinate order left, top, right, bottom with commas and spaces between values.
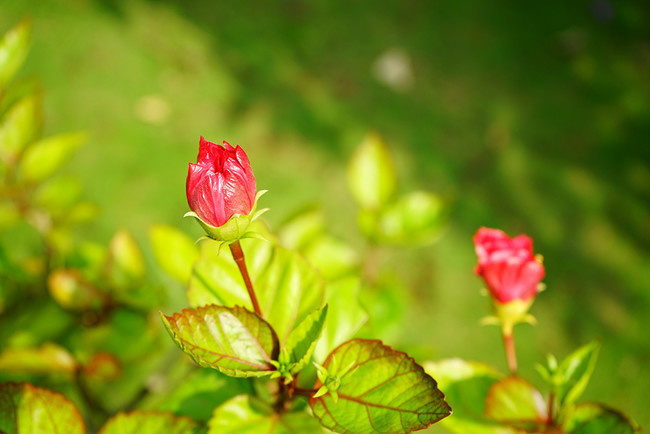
188, 238, 324, 344
18, 132, 85, 183
0, 382, 85, 433
562, 403, 640, 434
161, 304, 279, 378
280, 305, 328, 374
0, 20, 30, 90
310, 339, 451, 433
347, 132, 397, 210
376, 191, 447, 246
556, 340, 600, 407
0, 92, 41, 161
314, 277, 368, 362
424, 359, 512, 434
0, 343, 78, 374
99, 410, 197, 434
149, 224, 199, 283
484, 376, 547, 431
208, 395, 323, 433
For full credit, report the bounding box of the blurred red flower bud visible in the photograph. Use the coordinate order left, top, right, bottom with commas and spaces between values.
186, 137, 256, 228
473, 227, 545, 303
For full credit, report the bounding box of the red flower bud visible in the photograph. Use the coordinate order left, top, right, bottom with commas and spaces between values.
473, 227, 545, 303
186, 137, 256, 228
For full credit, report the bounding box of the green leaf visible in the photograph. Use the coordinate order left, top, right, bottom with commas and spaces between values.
188, 238, 324, 345
424, 359, 513, 434
0, 20, 31, 90
208, 395, 323, 433
0, 92, 42, 162
280, 305, 328, 374
161, 304, 279, 378
0, 343, 78, 374
562, 403, 640, 434
555, 340, 600, 407
376, 191, 447, 246
149, 224, 199, 283
0, 382, 85, 433
347, 132, 397, 210
309, 339, 451, 433
18, 132, 85, 183
314, 277, 368, 362
99, 410, 198, 434
106, 229, 145, 286
484, 376, 547, 430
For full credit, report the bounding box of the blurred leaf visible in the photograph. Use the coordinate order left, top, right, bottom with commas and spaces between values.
156, 369, 248, 422
0, 200, 20, 229
310, 339, 451, 433
106, 229, 145, 286
0, 343, 78, 375
48, 268, 107, 311
82, 352, 121, 381
376, 191, 446, 245
149, 224, 199, 283
161, 304, 279, 378
347, 132, 397, 210
33, 176, 82, 211
99, 410, 197, 434
279, 305, 327, 374
18, 132, 85, 183
0, 382, 85, 433
562, 403, 640, 434
0, 300, 74, 348
279, 208, 359, 280
0, 20, 30, 90
208, 395, 323, 433
484, 376, 547, 430
555, 340, 600, 407
424, 359, 512, 434
65, 201, 100, 225
304, 235, 359, 280
314, 276, 368, 362
188, 238, 324, 345
0, 92, 41, 162
359, 276, 408, 342
278, 207, 325, 250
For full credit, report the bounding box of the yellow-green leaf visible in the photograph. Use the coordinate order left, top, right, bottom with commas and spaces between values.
310, 339, 451, 433
161, 304, 279, 378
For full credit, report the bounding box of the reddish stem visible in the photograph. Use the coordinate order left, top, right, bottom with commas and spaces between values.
546, 391, 555, 426
229, 240, 262, 317
503, 330, 518, 374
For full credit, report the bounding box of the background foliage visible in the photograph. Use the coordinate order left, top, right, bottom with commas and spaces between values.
0, 0, 648, 430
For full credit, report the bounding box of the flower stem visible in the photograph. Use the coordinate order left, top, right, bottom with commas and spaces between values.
502, 328, 518, 374
546, 391, 555, 426
229, 240, 262, 317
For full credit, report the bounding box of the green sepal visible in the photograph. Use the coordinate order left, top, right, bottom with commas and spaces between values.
185, 190, 268, 244
487, 297, 536, 336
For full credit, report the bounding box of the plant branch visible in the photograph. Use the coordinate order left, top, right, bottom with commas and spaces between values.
229, 240, 262, 317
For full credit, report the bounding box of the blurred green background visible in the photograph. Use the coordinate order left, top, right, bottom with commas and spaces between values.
1, 0, 648, 428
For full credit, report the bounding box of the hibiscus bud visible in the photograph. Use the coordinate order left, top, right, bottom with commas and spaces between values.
185, 137, 266, 243
473, 227, 545, 304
